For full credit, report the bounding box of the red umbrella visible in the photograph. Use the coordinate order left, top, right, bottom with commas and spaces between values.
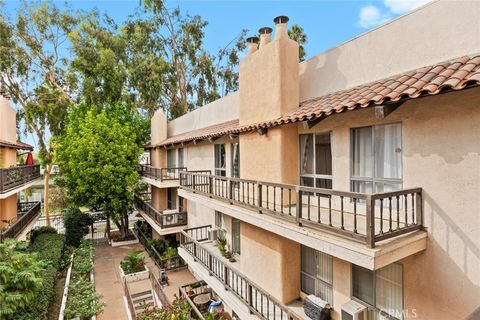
25, 152, 34, 165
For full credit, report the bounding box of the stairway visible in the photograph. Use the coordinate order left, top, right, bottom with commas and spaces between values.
131, 290, 155, 315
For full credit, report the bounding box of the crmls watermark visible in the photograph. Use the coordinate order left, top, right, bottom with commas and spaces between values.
381, 308, 417, 319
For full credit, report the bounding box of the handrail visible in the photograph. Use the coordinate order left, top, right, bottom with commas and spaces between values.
134, 196, 188, 229
123, 278, 137, 320
0, 164, 40, 193
179, 172, 423, 248
180, 229, 301, 320
178, 281, 209, 320
133, 224, 187, 271
139, 165, 187, 181
149, 272, 169, 307
0, 201, 41, 241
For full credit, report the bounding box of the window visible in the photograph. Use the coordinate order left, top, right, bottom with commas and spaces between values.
231, 217, 240, 255
167, 188, 176, 210
215, 211, 227, 238
214, 144, 226, 176
178, 148, 184, 167
301, 245, 333, 304
167, 149, 176, 168
231, 142, 240, 178
352, 263, 403, 319
299, 133, 333, 189
351, 124, 402, 193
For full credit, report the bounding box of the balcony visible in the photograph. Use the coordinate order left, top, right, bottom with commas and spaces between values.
0, 201, 42, 241
134, 195, 187, 235
139, 165, 210, 188
0, 165, 41, 198
179, 172, 427, 270
179, 225, 302, 320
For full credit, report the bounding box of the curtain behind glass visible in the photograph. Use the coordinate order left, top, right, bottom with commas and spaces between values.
374, 124, 402, 179
352, 265, 375, 306
300, 135, 314, 175
231, 143, 240, 178
167, 149, 176, 167
178, 148, 184, 167
352, 127, 373, 178
376, 264, 403, 319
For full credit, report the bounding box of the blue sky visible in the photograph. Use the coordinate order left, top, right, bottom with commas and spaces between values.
2, 0, 430, 147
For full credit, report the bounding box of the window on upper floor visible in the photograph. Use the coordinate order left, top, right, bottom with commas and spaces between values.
300, 132, 333, 189
351, 123, 402, 193
178, 148, 184, 168
231, 217, 240, 255
301, 245, 333, 304
215, 211, 227, 238
231, 142, 240, 178
352, 263, 403, 320
167, 149, 176, 168
214, 144, 226, 176
167, 188, 176, 210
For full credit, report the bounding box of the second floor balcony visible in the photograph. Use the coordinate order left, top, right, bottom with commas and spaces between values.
0, 165, 41, 197
0, 201, 42, 241
139, 165, 210, 188
134, 195, 187, 235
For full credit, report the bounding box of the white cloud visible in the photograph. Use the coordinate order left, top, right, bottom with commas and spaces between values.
384, 0, 432, 14
359, 5, 390, 29
358, 0, 432, 29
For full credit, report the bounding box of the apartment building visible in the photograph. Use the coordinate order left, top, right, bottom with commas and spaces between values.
0, 97, 41, 241
137, 1, 480, 319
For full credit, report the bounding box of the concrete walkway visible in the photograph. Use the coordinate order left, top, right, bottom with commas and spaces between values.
94, 243, 198, 319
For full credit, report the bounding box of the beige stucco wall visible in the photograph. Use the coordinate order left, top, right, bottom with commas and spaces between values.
186, 200, 215, 229
151, 186, 167, 211
0, 97, 17, 144
0, 147, 17, 167
299, 0, 480, 100
0, 195, 18, 228
240, 221, 300, 304
298, 88, 480, 319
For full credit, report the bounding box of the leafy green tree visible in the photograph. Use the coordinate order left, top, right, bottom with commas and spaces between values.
0, 2, 78, 225
56, 105, 143, 238
0, 239, 45, 319
288, 24, 308, 61
63, 208, 93, 247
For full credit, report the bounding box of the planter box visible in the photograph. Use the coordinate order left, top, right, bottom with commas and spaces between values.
109, 236, 139, 247
119, 265, 150, 283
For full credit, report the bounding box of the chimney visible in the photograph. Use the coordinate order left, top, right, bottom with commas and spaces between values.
246, 36, 259, 55
258, 27, 273, 47
274, 16, 289, 40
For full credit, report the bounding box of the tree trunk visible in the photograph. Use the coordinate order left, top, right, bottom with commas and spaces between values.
43, 164, 53, 226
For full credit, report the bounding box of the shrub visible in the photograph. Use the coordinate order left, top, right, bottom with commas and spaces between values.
64, 207, 93, 247
161, 247, 178, 259
120, 250, 146, 274
65, 241, 103, 319
137, 297, 192, 320
30, 226, 57, 243
0, 239, 45, 319
14, 234, 65, 320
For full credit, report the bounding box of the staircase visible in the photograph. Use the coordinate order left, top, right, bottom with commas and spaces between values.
131, 290, 155, 315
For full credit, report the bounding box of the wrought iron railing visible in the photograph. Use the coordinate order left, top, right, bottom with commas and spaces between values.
180, 172, 423, 248
134, 196, 188, 229
139, 165, 187, 181
123, 278, 137, 320
180, 225, 301, 320
179, 280, 210, 320
0, 165, 40, 193
0, 201, 41, 241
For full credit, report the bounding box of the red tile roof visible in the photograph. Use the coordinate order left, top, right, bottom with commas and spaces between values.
0, 139, 33, 150
149, 54, 480, 148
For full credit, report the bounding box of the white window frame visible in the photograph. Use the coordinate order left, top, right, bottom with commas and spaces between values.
167, 149, 176, 168
299, 132, 333, 189
350, 123, 403, 193
214, 144, 226, 176
231, 217, 240, 255
178, 148, 184, 168
301, 245, 333, 304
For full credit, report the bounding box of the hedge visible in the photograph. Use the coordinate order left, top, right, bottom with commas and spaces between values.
14, 233, 66, 320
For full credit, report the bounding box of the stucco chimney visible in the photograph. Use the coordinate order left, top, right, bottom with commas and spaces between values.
246, 36, 259, 55
273, 16, 289, 40
258, 27, 273, 48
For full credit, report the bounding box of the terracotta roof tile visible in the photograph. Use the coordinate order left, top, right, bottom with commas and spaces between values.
0, 139, 33, 150
149, 54, 480, 147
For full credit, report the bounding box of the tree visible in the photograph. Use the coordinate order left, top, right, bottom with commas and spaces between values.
0, 239, 45, 318
0, 2, 78, 225
63, 207, 93, 247
69, 4, 246, 118
56, 105, 143, 238
288, 24, 308, 61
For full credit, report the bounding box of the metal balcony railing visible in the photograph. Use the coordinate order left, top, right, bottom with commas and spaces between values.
0, 165, 41, 193
134, 196, 187, 229
0, 201, 41, 241
179, 172, 423, 248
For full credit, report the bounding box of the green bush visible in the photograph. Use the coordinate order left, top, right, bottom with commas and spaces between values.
65, 241, 103, 319
120, 250, 146, 274
30, 226, 57, 243
64, 207, 93, 247
14, 233, 65, 320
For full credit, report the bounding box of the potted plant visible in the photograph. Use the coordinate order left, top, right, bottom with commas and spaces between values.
216, 236, 227, 257
119, 250, 149, 283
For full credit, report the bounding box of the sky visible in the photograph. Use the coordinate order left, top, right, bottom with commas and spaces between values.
1, 0, 431, 148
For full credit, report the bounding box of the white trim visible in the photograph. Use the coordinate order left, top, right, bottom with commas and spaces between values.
140, 176, 180, 189
58, 254, 74, 320
0, 178, 42, 199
